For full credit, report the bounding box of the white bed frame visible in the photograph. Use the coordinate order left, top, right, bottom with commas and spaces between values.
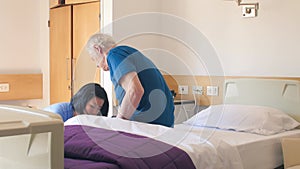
223, 78, 300, 122
0, 105, 64, 169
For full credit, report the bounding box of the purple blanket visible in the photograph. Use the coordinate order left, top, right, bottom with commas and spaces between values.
64, 125, 196, 169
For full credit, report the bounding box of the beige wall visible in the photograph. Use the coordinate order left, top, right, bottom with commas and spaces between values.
109, 0, 300, 77
159, 0, 300, 77
111, 0, 161, 49
103, 0, 300, 107
0, 0, 49, 108
0, 0, 299, 108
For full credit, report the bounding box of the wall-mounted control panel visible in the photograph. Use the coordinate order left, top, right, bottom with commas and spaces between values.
192, 86, 203, 95
178, 85, 189, 95
0, 83, 9, 92
206, 86, 219, 96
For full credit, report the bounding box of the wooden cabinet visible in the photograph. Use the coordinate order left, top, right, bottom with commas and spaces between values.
49, 1, 100, 104
49, 0, 61, 8
49, 0, 98, 8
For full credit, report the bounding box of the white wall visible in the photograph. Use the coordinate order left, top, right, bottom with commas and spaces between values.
160, 0, 300, 76
110, 0, 161, 48
0, 0, 299, 108
109, 0, 300, 77
0, 0, 49, 108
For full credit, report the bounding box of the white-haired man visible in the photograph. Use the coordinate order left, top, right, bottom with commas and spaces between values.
86, 33, 174, 127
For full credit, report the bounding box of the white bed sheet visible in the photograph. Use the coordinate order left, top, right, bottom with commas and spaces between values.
191, 125, 300, 169
65, 115, 300, 169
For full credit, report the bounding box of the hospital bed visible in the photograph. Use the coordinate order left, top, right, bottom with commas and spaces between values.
1, 78, 300, 169
64, 78, 300, 169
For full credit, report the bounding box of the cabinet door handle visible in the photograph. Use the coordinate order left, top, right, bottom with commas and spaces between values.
72, 58, 76, 81
66, 58, 70, 80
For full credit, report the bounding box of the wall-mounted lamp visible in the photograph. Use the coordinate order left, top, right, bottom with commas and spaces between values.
241, 3, 259, 17
226, 0, 259, 18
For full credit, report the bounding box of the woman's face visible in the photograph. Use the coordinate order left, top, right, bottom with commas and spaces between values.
84, 96, 105, 115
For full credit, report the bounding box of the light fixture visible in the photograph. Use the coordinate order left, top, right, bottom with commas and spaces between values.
241, 4, 259, 18
226, 0, 259, 18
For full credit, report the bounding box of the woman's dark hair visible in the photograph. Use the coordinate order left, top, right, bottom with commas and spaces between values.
70, 83, 109, 116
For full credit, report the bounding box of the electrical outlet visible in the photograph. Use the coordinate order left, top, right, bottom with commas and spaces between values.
206, 86, 218, 96
0, 83, 9, 92
178, 85, 188, 95
192, 86, 203, 95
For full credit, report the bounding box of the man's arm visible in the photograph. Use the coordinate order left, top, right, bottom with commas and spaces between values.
117, 71, 144, 120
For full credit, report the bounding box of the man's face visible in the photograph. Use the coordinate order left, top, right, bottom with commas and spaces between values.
93, 55, 109, 71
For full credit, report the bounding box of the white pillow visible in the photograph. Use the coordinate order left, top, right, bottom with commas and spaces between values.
183, 104, 300, 135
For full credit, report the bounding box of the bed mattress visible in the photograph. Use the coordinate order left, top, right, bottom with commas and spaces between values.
223, 129, 300, 169
179, 125, 300, 169
65, 115, 300, 169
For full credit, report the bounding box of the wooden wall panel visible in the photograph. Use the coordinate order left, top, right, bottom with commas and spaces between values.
0, 74, 43, 101
163, 75, 300, 106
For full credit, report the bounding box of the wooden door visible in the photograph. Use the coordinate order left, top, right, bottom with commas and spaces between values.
50, 6, 72, 104
72, 1, 100, 93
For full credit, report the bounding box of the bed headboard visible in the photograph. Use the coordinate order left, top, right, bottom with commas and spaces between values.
223, 78, 300, 122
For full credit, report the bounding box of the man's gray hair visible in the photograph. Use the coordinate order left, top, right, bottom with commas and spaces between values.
86, 33, 116, 59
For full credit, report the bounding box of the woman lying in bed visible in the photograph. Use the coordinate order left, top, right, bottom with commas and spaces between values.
44, 83, 109, 122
